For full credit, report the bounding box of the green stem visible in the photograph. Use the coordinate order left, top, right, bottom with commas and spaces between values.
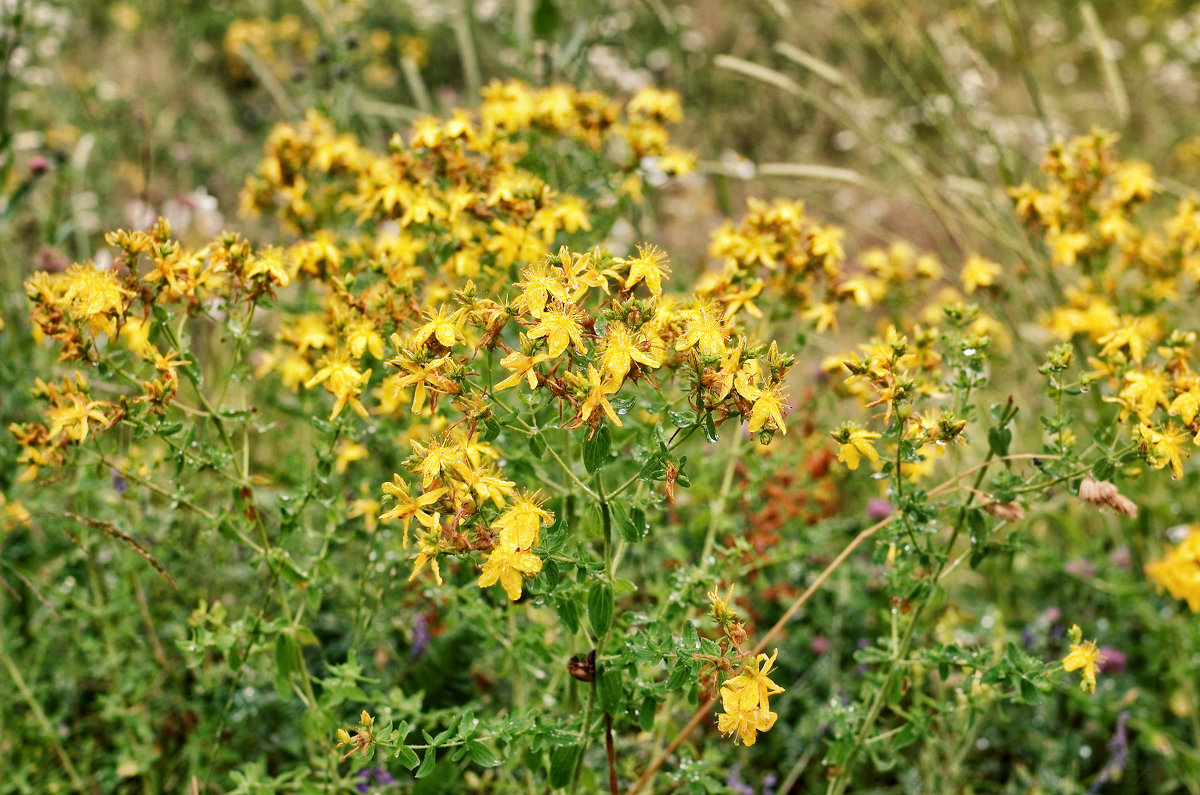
570, 471, 615, 794
0, 640, 87, 791
700, 430, 743, 562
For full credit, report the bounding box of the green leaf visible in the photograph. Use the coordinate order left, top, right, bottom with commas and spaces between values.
416, 747, 437, 778
532, 0, 561, 39
275, 633, 297, 680
480, 417, 501, 442
609, 394, 636, 413
395, 745, 420, 770
987, 426, 1012, 456
556, 595, 580, 634
665, 657, 694, 692
583, 425, 611, 474
702, 412, 718, 443
549, 744, 582, 788
639, 695, 658, 732
597, 667, 623, 713
528, 433, 547, 458
682, 619, 699, 650
668, 410, 696, 428
588, 580, 614, 637
615, 504, 649, 543
467, 740, 502, 768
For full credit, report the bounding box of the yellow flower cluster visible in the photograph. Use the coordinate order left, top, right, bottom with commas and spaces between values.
1145, 529, 1200, 612
716, 650, 785, 746
496, 245, 794, 439
830, 325, 967, 477
705, 197, 847, 330
14, 222, 284, 477
234, 83, 693, 422
704, 200, 1007, 343
1009, 132, 1200, 480
19, 80, 796, 613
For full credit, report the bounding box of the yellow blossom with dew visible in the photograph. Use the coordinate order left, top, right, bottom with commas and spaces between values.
478, 545, 543, 601
492, 491, 553, 550
1061, 625, 1104, 694
747, 384, 787, 435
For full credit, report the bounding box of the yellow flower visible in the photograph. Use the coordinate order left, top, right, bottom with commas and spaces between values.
746, 384, 787, 435
831, 422, 882, 471
511, 261, 560, 318
960, 254, 1002, 294
45, 393, 110, 443
243, 246, 291, 287
716, 650, 785, 746
715, 704, 778, 747
1135, 422, 1190, 480
674, 300, 727, 356
343, 316, 385, 360
496, 347, 552, 391
1145, 528, 1200, 612
493, 491, 553, 550
388, 351, 457, 414
409, 526, 445, 587
621, 243, 670, 297
409, 436, 464, 489
570, 365, 623, 428
528, 302, 587, 358
1097, 317, 1159, 364
1107, 369, 1170, 422
60, 264, 134, 336
1169, 382, 1200, 426
597, 321, 659, 385
412, 305, 466, 349
1061, 626, 1104, 694
707, 583, 738, 623
305, 350, 371, 420
478, 545, 542, 601
379, 476, 447, 547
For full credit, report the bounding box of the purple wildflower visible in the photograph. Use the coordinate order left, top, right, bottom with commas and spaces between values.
867, 498, 893, 521
411, 613, 430, 659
